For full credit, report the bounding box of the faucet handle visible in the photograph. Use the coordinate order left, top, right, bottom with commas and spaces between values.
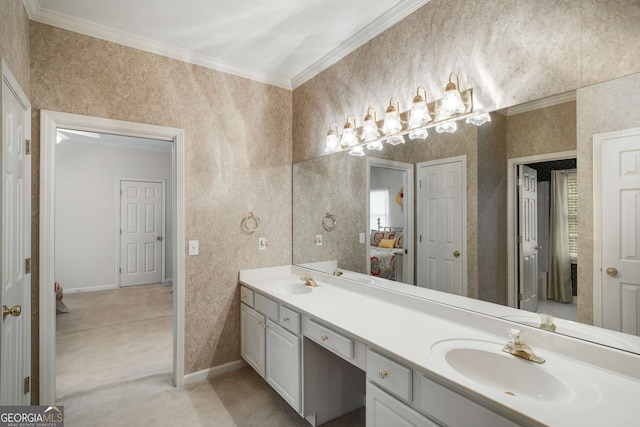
507, 328, 523, 344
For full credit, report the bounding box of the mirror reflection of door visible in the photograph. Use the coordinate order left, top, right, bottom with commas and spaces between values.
517, 165, 539, 312
599, 128, 640, 336
416, 156, 466, 296
367, 160, 413, 284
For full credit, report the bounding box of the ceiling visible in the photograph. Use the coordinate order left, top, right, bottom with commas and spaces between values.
24, 0, 429, 89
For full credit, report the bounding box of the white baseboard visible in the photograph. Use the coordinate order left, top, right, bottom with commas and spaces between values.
64, 284, 117, 293
163, 278, 173, 287
183, 359, 248, 385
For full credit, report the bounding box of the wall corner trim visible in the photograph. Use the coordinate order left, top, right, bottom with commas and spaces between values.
182, 360, 248, 386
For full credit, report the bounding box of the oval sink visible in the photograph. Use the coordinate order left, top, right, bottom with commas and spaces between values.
431, 339, 598, 404
268, 280, 316, 295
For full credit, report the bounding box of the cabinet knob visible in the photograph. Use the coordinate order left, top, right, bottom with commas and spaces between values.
283, 317, 289, 322
321, 335, 328, 342
379, 370, 388, 379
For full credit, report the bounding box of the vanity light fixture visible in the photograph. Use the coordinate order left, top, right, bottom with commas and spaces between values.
325, 123, 340, 153
435, 120, 457, 134
382, 97, 402, 136
439, 72, 467, 118
408, 86, 432, 140
340, 115, 358, 148
349, 145, 365, 156
466, 112, 492, 126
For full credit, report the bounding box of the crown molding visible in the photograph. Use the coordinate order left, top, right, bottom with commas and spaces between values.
501, 91, 577, 116
23, 0, 292, 89
25, 0, 429, 91
291, 0, 430, 89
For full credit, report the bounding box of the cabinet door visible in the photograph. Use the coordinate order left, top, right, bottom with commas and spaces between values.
241, 303, 266, 377
367, 382, 439, 427
266, 319, 301, 413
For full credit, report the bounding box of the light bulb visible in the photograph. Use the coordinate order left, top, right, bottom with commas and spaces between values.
325, 126, 339, 153
382, 98, 402, 135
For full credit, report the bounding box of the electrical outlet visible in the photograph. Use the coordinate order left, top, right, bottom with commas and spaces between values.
258, 237, 267, 250
359, 232, 365, 244
315, 234, 323, 246
188, 240, 199, 255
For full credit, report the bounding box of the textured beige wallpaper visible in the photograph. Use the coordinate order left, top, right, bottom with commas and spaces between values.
506, 102, 577, 159
576, 72, 640, 325
0, 0, 30, 91
29, 23, 293, 377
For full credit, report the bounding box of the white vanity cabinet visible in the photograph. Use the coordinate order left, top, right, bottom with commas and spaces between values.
266, 318, 301, 413
240, 303, 266, 377
240, 290, 302, 414
367, 382, 438, 427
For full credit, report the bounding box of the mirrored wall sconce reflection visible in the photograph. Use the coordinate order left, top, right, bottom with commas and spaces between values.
323, 72, 492, 156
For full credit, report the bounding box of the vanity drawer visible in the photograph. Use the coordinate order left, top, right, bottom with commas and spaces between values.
303, 318, 354, 360
367, 349, 412, 402
240, 286, 254, 307
254, 293, 278, 321
279, 306, 300, 335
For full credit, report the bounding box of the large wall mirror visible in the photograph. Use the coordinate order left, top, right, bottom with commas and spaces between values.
293, 71, 640, 355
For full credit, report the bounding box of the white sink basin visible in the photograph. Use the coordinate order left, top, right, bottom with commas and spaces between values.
431, 339, 600, 404
268, 280, 317, 295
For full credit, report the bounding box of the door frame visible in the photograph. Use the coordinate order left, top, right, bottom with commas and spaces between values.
416, 155, 467, 295
366, 157, 414, 284
506, 150, 576, 308
40, 110, 186, 404
116, 178, 166, 287
1, 59, 32, 404
592, 127, 640, 328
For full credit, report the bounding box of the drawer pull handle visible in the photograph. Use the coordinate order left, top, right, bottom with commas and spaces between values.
283, 317, 290, 322
379, 371, 388, 379
242, 295, 246, 299
321, 335, 329, 342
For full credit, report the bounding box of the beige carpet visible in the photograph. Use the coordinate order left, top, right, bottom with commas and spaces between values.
56, 283, 173, 400
56, 284, 365, 426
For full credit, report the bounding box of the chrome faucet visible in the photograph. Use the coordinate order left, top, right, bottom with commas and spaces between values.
300, 274, 319, 287
502, 328, 545, 364
333, 270, 343, 276
538, 314, 556, 332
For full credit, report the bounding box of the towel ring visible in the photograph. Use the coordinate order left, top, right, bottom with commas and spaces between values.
241, 212, 260, 233
322, 212, 336, 231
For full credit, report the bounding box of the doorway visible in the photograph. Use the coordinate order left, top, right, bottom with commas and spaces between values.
366, 158, 414, 285
507, 151, 577, 320
39, 110, 186, 404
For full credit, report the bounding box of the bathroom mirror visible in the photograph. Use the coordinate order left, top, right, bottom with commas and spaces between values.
292, 72, 640, 355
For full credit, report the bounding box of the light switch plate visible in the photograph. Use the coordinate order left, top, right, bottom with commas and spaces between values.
359, 232, 365, 244
188, 240, 199, 255
315, 234, 323, 246
258, 237, 267, 250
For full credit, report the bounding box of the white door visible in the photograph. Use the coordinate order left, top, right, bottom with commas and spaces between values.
120, 180, 163, 286
417, 157, 465, 295
265, 319, 300, 413
601, 129, 640, 335
1, 62, 31, 404
518, 165, 539, 312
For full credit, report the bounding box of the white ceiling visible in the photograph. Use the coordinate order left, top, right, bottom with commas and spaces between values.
24, 0, 429, 89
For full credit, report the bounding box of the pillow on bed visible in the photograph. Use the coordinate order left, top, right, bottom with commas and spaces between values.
371, 230, 384, 246
379, 238, 396, 248
394, 234, 404, 248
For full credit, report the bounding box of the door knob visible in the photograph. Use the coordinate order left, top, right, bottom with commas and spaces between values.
453, 251, 461, 257
606, 267, 618, 277
156, 236, 163, 241
2, 305, 21, 320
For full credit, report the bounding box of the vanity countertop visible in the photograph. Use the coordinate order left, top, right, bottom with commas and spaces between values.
240, 265, 640, 427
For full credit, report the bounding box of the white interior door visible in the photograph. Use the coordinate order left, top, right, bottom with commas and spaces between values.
601, 129, 640, 335
518, 165, 539, 312
1, 62, 31, 404
417, 157, 465, 296
120, 180, 163, 287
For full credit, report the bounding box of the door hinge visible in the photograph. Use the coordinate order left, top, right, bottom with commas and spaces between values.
24, 376, 30, 394
25, 258, 31, 275
120, 228, 122, 235
518, 235, 523, 243
25, 139, 31, 155
419, 180, 422, 188
518, 293, 524, 301
119, 268, 122, 274
419, 235, 422, 243
517, 177, 523, 186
